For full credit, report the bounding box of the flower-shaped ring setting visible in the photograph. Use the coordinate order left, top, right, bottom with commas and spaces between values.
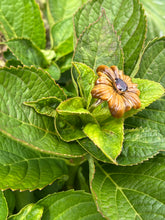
91, 65, 141, 118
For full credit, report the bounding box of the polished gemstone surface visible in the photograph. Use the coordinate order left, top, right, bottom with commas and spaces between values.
115, 78, 128, 92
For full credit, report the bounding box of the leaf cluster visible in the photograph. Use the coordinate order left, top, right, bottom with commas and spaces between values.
0, 0, 165, 219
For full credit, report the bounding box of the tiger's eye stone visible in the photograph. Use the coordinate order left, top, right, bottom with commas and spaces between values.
115, 78, 128, 92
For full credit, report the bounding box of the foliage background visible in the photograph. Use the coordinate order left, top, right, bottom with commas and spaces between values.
0, 0, 165, 219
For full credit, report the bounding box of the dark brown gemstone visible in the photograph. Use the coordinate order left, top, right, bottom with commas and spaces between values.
115, 78, 128, 92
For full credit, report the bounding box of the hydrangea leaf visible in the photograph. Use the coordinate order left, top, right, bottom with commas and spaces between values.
5, 38, 49, 68
24, 97, 61, 117
55, 36, 73, 61
3, 190, 15, 215
74, 0, 146, 75
73, 11, 123, 73
126, 37, 165, 136
47, 0, 86, 59
77, 167, 90, 192
0, 191, 8, 219
45, 62, 61, 81
0, 0, 46, 49
36, 190, 104, 220
78, 138, 112, 163
55, 97, 97, 141
57, 53, 73, 73
5, 60, 23, 68
89, 154, 165, 219
73, 11, 123, 94
72, 62, 96, 108
91, 102, 112, 124
140, 0, 165, 42
80, 127, 165, 166
41, 49, 56, 64
124, 78, 164, 118
8, 204, 43, 220
135, 37, 165, 81
0, 66, 85, 158
55, 114, 86, 142
117, 127, 165, 165
3, 49, 23, 67
0, 133, 69, 191
47, 0, 84, 24
51, 18, 73, 60
83, 118, 124, 163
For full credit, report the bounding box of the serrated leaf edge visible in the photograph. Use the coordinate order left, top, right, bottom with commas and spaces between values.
0, 65, 67, 100
2, 37, 48, 66
131, 36, 165, 78
117, 127, 165, 166
124, 78, 165, 119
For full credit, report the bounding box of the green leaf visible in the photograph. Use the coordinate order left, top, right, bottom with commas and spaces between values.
78, 138, 112, 163
5, 38, 49, 68
55, 36, 73, 61
4, 190, 15, 215
47, 0, 83, 24
0, 0, 46, 49
73, 11, 123, 93
4, 48, 19, 61
91, 101, 113, 123
0, 66, 85, 158
126, 37, 165, 136
51, 18, 73, 60
45, 62, 61, 81
51, 18, 73, 48
24, 97, 61, 117
4, 49, 23, 68
73, 11, 123, 73
8, 204, 43, 220
55, 97, 97, 141
62, 82, 77, 98
117, 127, 165, 165
135, 37, 165, 81
0, 191, 8, 219
124, 78, 164, 118
72, 62, 96, 108
57, 53, 72, 73
118, 0, 146, 75
77, 167, 90, 192
140, 0, 165, 42
36, 190, 104, 220
55, 114, 86, 142
83, 118, 124, 163
0, 133, 69, 191
89, 154, 165, 220
41, 49, 56, 64
74, 0, 146, 75
6, 59, 23, 68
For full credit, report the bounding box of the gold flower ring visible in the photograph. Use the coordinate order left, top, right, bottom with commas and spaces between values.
91, 65, 141, 118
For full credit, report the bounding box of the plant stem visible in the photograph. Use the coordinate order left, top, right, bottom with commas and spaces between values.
88, 99, 103, 112
66, 165, 79, 190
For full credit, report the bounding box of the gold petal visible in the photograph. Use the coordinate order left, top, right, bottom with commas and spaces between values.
95, 72, 112, 86
118, 70, 124, 79
110, 65, 119, 78
91, 84, 114, 101
127, 87, 140, 96
108, 93, 125, 118
97, 65, 116, 81
122, 96, 133, 112
122, 74, 133, 84
124, 92, 141, 109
